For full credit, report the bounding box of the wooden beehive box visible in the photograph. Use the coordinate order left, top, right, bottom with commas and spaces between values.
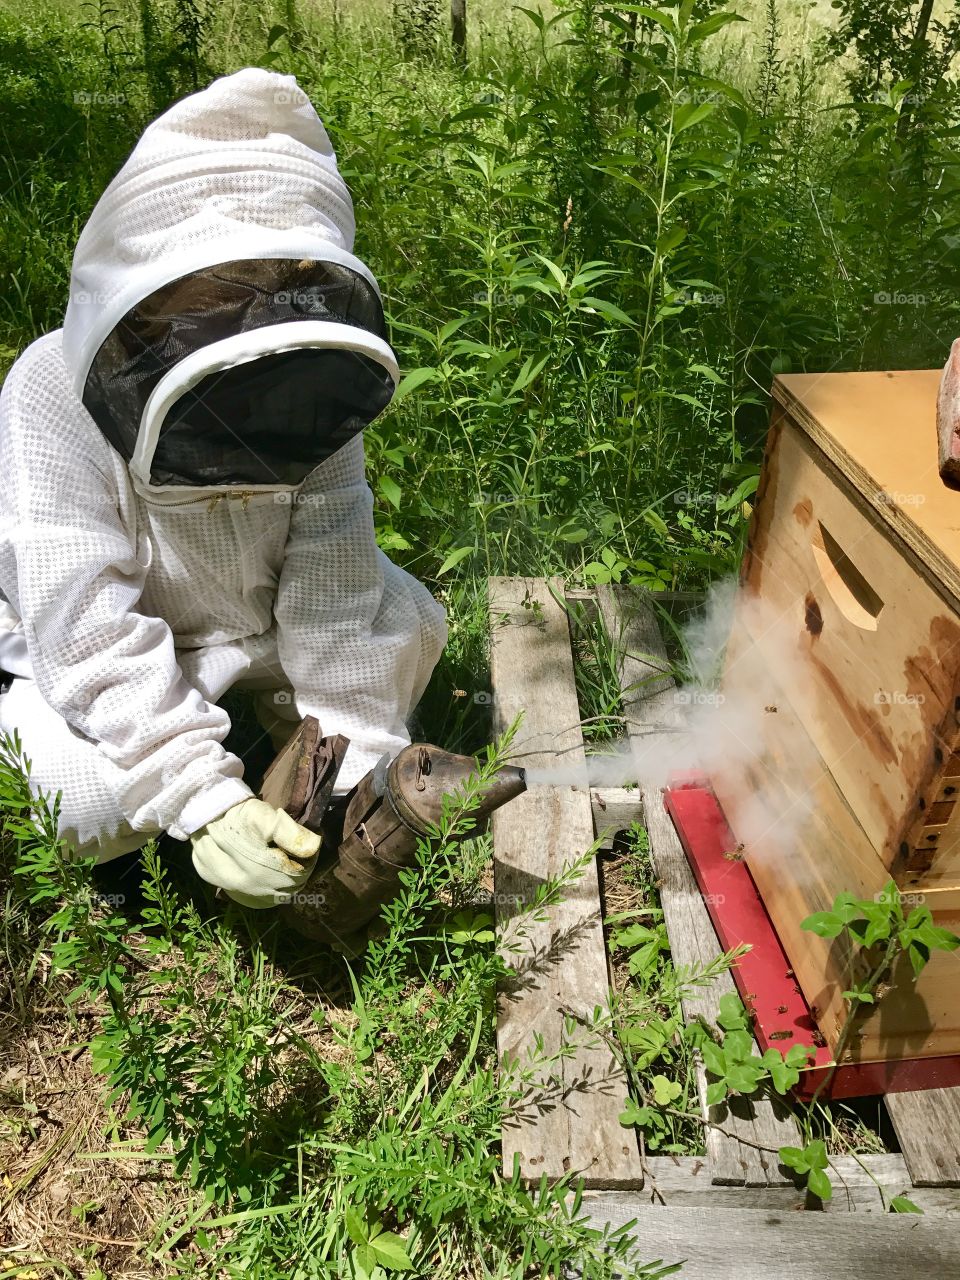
714, 369, 960, 1066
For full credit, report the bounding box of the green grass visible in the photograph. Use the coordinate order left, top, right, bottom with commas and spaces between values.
1, 727, 678, 1277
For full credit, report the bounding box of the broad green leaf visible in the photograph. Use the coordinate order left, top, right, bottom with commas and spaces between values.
801, 911, 844, 938
851, 988, 877, 1004
652, 1074, 683, 1105
722, 1029, 755, 1061
612, 922, 658, 948
907, 942, 929, 978
377, 476, 402, 510
655, 225, 687, 256
370, 1231, 415, 1271
831, 891, 864, 924
354, 1243, 377, 1277
628, 940, 664, 976
717, 992, 746, 1031
700, 1041, 726, 1077
766, 1057, 799, 1094
532, 252, 567, 291
705, 1079, 727, 1107
786, 1043, 815, 1068
778, 1145, 808, 1173
807, 1166, 832, 1201
344, 1207, 368, 1247
393, 367, 438, 400
689, 13, 745, 41
805, 1139, 828, 1169
580, 296, 636, 326
620, 6, 677, 36
725, 1061, 765, 1094
619, 1100, 654, 1128
508, 354, 550, 396
673, 102, 716, 136
634, 90, 661, 116
437, 545, 474, 576
890, 1195, 923, 1214
643, 509, 670, 538
917, 921, 960, 951
861, 915, 893, 948
688, 362, 725, 384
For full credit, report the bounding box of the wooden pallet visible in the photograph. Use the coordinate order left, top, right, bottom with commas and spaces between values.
489, 578, 960, 1259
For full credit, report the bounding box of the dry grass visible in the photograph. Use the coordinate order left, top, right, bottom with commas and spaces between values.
0, 909, 355, 1277
0, 1013, 196, 1277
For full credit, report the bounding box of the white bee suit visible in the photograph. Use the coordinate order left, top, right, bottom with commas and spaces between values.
0, 68, 447, 861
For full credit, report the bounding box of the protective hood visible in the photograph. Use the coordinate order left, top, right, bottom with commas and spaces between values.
61, 67, 399, 500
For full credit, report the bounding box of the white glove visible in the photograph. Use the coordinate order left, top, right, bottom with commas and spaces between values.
190, 798, 321, 909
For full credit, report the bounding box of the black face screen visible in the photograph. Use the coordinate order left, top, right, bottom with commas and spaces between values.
151, 346, 394, 486
82, 257, 394, 485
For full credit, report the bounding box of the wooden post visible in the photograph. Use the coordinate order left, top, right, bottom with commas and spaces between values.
451, 0, 466, 64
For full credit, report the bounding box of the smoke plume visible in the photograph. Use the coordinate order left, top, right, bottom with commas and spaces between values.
525, 580, 820, 862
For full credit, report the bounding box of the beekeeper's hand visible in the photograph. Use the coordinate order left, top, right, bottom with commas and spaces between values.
190, 799, 321, 909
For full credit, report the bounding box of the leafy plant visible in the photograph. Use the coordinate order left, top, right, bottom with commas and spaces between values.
804, 879, 960, 993
779, 1138, 832, 1202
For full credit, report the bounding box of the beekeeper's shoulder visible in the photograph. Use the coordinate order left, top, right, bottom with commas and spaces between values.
0, 329, 118, 469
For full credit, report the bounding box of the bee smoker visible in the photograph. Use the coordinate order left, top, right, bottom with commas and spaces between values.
260, 718, 526, 947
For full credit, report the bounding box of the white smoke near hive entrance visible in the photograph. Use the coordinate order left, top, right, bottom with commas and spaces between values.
524, 579, 821, 866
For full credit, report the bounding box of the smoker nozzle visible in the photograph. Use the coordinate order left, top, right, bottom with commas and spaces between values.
383, 745, 526, 838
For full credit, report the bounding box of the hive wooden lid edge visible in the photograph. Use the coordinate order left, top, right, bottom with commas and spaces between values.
772, 369, 960, 610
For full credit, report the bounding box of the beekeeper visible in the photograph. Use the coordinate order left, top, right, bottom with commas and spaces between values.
0, 68, 447, 908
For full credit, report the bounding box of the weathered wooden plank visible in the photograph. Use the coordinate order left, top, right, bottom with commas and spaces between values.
591, 786, 644, 849
886, 1088, 960, 1186
580, 1153, 960, 1212
575, 1203, 960, 1279
490, 577, 642, 1187
597, 585, 801, 1185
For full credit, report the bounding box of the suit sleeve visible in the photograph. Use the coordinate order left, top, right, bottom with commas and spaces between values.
0, 341, 252, 840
